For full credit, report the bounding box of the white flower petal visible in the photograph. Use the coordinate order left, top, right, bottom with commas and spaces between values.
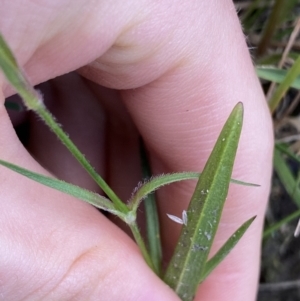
167, 213, 183, 224
182, 210, 188, 226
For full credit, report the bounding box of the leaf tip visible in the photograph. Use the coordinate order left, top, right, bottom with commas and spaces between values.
234, 102, 244, 116
246, 215, 257, 225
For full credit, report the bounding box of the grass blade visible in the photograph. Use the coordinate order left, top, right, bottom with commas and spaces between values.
0, 159, 117, 214
275, 143, 300, 165
0, 34, 18, 68
263, 209, 300, 239
200, 216, 256, 282
256, 0, 294, 57
268, 55, 300, 113
274, 147, 300, 207
140, 140, 162, 276
0, 34, 41, 109
163, 103, 244, 301
256, 66, 300, 89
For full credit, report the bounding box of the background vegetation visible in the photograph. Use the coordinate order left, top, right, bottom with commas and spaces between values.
235, 0, 300, 300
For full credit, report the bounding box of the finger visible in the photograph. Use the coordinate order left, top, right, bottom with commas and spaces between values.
0, 1, 273, 300
0, 93, 179, 300
79, 2, 273, 301
0, 0, 141, 97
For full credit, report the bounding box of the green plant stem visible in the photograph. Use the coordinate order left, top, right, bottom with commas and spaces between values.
35, 104, 128, 213
0, 34, 128, 213
273, 147, 300, 207
256, 0, 286, 57
129, 222, 156, 273
140, 140, 162, 276
269, 55, 300, 113
263, 209, 300, 239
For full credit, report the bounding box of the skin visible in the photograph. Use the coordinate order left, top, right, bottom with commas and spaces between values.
0, 1, 273, 300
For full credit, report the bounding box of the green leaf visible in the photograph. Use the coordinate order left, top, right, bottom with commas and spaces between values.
266, 55, 300, 113
0, 34, 39, 107
268, 146, 300, 239
263, 209, 300, 239
163, 103, 244, 301
256, 66, 300, 89
200, 216, 256, 282
275, 143, 300, 163
130, 172, 259, 211
273, 147, 300, 207
140, 139, 162, 276
0, 159, 118, 214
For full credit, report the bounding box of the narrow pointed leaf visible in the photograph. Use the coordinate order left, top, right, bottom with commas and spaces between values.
276, 143, 300, 164
0, 34, 39, 106
263, 209, 300, 239
164, 103, 244, 301
200, 216, 256, 283
268, 55, 300, 113
256, 66, 300, 89
0, 34, 18, 68
0, 159, 116, 213
140, 140, 162, 276
274, 148, 300, 207
130, 172, 258, 211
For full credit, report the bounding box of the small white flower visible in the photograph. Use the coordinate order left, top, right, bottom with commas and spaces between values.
167, 210, 188, 226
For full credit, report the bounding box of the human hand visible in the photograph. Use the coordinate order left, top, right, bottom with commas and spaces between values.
0, 1, 273, 300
